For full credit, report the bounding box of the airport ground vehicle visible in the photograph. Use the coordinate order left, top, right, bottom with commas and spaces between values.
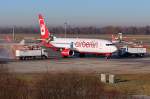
15, 47, 48, 60
112, 33, 147, 57
118, 46, 146, 57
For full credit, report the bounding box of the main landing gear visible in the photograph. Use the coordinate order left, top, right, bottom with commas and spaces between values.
105, 53, 112, 59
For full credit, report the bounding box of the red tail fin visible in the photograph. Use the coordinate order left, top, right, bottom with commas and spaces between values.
38, 14, 50, 40
38, 14, 56, 50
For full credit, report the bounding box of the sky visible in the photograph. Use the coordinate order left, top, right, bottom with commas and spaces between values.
0, 0, 150, 27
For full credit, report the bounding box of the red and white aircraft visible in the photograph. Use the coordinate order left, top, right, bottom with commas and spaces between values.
38, 14, 117, 58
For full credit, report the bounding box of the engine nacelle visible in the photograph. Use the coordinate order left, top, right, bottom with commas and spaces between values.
61, 49, 74, 57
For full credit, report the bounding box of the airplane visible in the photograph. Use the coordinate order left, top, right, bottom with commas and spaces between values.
38, 14, 117, 58
0, 36, 40, 61
111, 33, 128, 43
111, 33, 139, 45
0, 36, 25, 61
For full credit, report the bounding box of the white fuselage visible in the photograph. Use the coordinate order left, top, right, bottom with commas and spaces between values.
51, 38, 117, 54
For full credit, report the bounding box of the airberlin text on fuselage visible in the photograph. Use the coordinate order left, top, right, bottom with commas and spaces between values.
75, 41, 98, 48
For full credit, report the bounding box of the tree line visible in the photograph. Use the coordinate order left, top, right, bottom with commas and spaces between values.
0, 26, 150, 34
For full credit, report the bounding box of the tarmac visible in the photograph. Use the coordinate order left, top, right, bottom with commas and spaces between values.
4, 56, 150, 74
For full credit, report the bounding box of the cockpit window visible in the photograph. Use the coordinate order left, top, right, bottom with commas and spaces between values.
106, 44, 115, 46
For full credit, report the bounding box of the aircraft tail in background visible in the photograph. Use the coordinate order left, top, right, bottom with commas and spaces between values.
5, 36, 12, 43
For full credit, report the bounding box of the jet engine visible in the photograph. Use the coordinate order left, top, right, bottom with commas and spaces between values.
61, 49, 74, 57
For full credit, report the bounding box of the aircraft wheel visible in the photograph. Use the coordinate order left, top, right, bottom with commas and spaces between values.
105, 53, 112, 59
19, 57, 23, 60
